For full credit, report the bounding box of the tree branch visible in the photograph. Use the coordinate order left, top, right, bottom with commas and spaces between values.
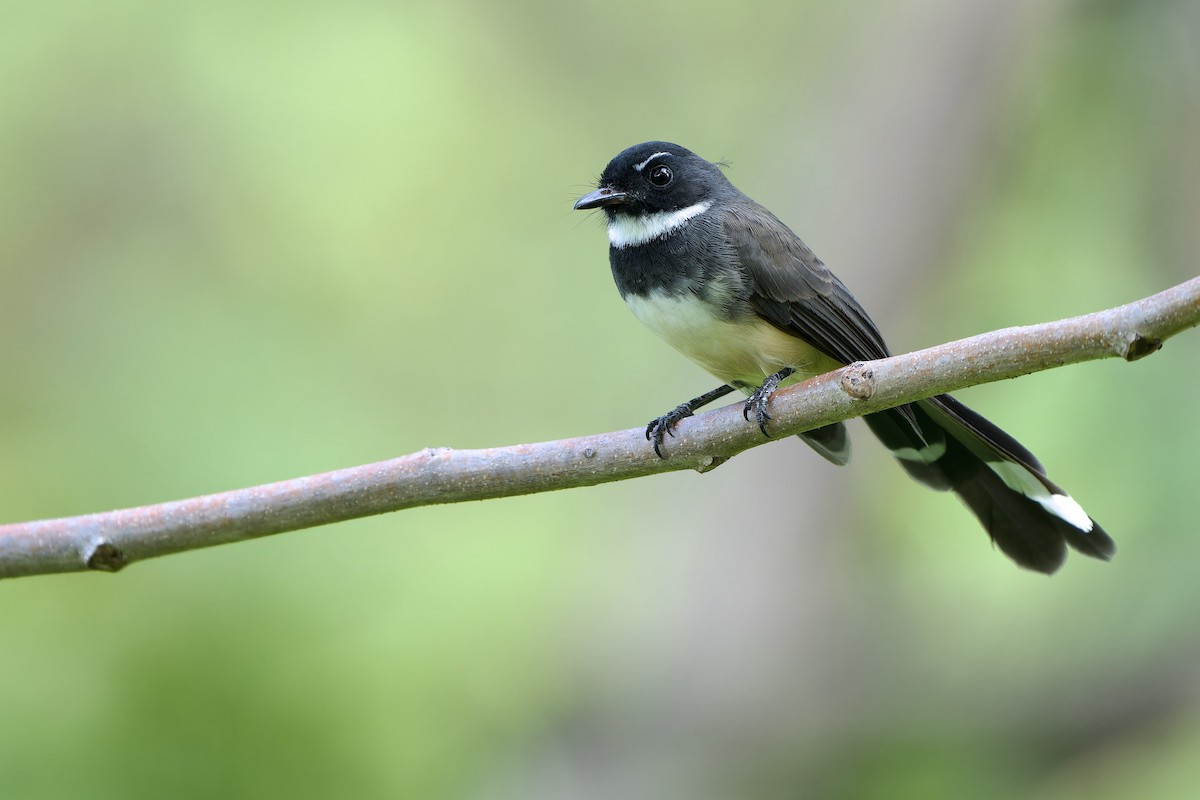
2, 278, 1197, 580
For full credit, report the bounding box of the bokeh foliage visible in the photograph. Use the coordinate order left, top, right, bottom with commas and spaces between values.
2, 2, 1198, 798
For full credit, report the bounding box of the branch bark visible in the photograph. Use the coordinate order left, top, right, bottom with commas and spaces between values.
2, 278, 1197, 580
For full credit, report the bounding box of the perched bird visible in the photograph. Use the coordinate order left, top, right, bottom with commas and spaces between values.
574, 141, 1114, 573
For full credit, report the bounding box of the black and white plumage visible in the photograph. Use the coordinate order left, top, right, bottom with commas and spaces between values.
574, 141, 1115, 573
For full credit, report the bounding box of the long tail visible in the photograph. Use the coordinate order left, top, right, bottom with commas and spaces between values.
864, 395, 1115, 573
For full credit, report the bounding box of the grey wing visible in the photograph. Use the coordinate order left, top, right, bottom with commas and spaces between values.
723, 203, 891, 365
724, 203, 922, 445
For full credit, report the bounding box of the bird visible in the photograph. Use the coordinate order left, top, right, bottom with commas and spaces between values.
574, 140, 1115, 573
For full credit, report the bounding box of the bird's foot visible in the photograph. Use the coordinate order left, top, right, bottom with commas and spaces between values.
646, 403, 699, 459
742, 367, 795, 437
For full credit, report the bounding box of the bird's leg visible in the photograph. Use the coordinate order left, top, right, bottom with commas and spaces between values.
646, 384, 736, 458
744, 367, 796, 437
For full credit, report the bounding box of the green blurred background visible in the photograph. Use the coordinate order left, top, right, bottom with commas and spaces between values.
2, 1, 1199, 798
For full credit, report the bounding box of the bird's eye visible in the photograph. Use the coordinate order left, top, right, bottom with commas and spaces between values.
648, 164, 673, 187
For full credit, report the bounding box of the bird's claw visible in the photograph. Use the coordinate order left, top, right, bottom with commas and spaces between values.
743, 387, 775, 438
646, 403, 696, 458
743, 368, 795, 438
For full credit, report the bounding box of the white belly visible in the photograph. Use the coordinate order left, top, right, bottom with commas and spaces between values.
624, 289, 837, 387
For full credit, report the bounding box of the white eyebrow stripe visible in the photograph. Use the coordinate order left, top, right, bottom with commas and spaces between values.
607, 201, 711, 249
633, 151, 673, 172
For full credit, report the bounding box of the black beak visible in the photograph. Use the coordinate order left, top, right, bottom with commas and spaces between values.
574, 186, 628, 210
